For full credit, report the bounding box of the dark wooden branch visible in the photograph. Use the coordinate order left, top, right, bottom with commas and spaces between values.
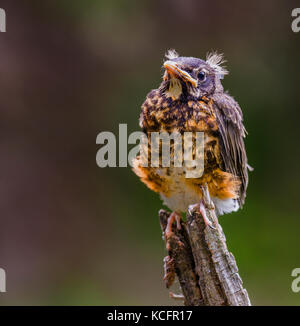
159, 185, 251, 306
159, 210, 204, 306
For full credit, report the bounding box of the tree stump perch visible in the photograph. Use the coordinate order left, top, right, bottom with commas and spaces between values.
159, 185, 251, 306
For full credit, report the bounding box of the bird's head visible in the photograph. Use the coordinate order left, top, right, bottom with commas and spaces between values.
160, 49, 228, 100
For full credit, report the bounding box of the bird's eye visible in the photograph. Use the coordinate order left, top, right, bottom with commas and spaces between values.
198, 71, 206, 81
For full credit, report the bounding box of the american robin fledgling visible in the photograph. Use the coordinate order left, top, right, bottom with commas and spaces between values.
133, 50, 250, 235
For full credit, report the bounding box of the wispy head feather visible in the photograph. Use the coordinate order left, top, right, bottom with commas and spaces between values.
165, 49, 179, 60
206, 51, 228, 78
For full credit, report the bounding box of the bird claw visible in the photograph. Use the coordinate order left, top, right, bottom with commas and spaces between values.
169, 291, 185, 300
188, 203, 199, 215
188, 202, 215, 229
207, 221, 216, 230
205, 201, 215, 211
165, 212, 182, 240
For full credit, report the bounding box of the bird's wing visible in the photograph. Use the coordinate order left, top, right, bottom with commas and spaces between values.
212, 92, 249, 207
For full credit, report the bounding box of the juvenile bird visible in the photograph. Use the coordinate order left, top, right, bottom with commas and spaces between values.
133, 50, 250, 235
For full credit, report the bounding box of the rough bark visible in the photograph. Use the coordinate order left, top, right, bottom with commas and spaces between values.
159, 185, 251, 306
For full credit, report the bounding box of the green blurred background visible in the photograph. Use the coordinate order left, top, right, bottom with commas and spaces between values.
0, 0, 300, 305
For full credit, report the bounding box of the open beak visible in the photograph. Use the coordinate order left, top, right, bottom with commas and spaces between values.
163, 60, 197, 87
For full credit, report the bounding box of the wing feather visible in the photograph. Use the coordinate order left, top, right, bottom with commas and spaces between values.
212, 92, 249, 207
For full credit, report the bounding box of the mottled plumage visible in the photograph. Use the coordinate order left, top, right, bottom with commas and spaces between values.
133, 50, 250, 224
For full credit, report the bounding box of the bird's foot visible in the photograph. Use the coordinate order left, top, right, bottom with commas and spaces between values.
188, 203, 199, 215
188, 201, 215, 229
165, 211, 182, 240
200, 184, 215, 210
169, 291, 185, 301
205, 200, 215, 211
